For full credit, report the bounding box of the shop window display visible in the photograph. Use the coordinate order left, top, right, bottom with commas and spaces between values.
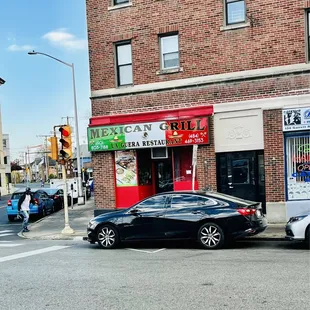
286, 134, 310, 200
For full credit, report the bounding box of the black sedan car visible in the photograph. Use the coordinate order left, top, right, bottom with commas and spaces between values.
44, 188, 72, 211
86, 191, 267, 250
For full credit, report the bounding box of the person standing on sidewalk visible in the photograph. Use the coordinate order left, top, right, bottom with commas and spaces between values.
18, 187, 36, 232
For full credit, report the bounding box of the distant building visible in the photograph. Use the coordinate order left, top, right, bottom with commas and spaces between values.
3, 134, 12, 186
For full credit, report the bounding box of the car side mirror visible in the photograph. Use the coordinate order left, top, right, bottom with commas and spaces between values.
130, 208, 140, 215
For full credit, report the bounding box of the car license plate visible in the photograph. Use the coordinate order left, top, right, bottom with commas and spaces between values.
256, 210, 261, 217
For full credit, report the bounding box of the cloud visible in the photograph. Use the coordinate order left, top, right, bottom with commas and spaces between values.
8, 44, 34, 52
42, 28, 87, 51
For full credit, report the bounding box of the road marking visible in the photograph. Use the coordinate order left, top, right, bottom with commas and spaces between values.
0, 230, 14, 233
0, 244, 23, 247
0, 246, 70, 263
0, 233, 14, 237
126, 248, 166, 254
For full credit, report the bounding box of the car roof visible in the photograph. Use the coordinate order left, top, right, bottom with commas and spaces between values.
13, 188, 40, 194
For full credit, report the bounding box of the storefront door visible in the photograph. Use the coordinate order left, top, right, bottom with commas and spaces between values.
154, 160, 173, 193
217, 151, 266, 212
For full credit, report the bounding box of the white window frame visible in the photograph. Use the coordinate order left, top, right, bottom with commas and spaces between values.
285, 133, 310, 201
160, 34, 180, 70
115, 41, 133, 87
225, 0, 246, 26
113, 0, 129, 6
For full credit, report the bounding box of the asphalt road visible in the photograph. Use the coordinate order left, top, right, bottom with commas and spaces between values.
0, 237, 309, 310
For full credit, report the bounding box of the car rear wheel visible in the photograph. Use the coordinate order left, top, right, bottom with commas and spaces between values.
8, 215, 15, 222
198, 222, 225, 250
97, 224, 119, 249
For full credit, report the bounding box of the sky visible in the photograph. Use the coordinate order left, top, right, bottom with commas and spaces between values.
0, 0, 91, 163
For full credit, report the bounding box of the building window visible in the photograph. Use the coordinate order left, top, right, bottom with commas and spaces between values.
286, 134, 310, 200
3, 139, 6, 148
115, 41, 133, 86
225, 0, 246, 25
4, 156, 7, 165
114, 0, 129, 5
160, 34, 179, 70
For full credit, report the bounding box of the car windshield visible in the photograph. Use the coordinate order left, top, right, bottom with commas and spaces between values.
44, 189, 58, 195
11, 193, 24, 200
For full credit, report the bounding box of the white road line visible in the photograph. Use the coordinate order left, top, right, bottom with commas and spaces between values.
126, 248, 166, 254
0, 246, 70, 263
0, 233, 15, 237
0, 241, 12, 243
0, 230, 14, 233
0, 244, 23, 248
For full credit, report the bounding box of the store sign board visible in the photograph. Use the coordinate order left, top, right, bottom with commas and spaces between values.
282, 107, 310, 131
88, 117, 209, 152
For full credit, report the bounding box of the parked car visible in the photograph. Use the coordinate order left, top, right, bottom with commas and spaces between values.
285, 212, 310, 248
85, 191, 267, 249
44, 188, 72, 210
6, 189, 55, 222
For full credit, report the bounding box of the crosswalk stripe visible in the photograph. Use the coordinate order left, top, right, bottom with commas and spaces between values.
0, 244, 23, 247
0, 233, 15, 237
0, 230, 14, 233
0, 246, 70, 263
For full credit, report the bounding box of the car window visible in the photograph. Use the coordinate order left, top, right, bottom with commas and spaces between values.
59, 190, 63, 195
40, 192, 48, 198
171, 194, 199, 208
196, 196, 218, 207
135, 195, 167, 210
11, 193, 23, 200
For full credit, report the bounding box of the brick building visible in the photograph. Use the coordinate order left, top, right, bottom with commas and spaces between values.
86, 0, 310, 222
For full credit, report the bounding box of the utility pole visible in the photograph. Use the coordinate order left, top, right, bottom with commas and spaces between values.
37, 135, 52, 181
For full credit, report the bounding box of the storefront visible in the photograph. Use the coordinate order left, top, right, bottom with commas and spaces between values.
88, 106, 213, 208
283, 107, 310, 218
213, 108, 266, 212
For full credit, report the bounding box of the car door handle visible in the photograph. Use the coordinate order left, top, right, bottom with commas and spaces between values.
156, 214, 164, 217
191, 211, 202, 215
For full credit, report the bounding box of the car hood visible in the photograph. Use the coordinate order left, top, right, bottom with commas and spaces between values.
93, 209, 127, 221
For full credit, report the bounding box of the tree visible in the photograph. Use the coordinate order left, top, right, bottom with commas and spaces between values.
11, 160, 23, 172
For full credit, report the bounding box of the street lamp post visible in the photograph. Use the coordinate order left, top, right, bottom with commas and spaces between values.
28, 51, 84, 204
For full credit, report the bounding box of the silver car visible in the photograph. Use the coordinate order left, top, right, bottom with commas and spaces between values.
285, 212, 310, 248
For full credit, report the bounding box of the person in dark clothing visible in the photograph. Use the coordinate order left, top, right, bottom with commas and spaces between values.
18, 187, 37, 232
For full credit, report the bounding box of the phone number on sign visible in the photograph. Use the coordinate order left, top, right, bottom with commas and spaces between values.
184, 138, 204, 144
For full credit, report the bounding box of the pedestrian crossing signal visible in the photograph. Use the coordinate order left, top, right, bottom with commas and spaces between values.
59, 125, 72, 160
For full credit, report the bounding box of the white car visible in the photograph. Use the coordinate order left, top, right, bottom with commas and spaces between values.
285, 212, 310, 248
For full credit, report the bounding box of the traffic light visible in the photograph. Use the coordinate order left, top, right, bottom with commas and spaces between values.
59, 125, 72, 160
48, 136, 59, 161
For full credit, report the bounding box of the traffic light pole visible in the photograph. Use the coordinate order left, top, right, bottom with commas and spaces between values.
61, 164, 75, 235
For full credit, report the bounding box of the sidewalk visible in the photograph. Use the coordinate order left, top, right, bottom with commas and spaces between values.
19, 200, 287, 241
19, 198, 96, 240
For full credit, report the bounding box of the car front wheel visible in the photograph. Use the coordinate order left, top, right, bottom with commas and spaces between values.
198, 222, 225, 250
305, 227, 310, 249
97, 224, 119, 249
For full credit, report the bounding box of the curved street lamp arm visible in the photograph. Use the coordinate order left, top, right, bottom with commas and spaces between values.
29, 51, 72, 68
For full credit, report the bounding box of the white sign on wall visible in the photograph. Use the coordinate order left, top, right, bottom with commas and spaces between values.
282, 107, 310, 132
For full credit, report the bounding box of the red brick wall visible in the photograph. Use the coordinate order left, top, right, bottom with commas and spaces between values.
92, 151, 115, 209
92, 73, 310, 117
263, 109, 285, 202
86, 0, 306, 91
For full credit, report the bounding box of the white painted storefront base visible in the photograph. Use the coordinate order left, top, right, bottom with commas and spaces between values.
266, 202, 287, 223
286, 200, 310, 220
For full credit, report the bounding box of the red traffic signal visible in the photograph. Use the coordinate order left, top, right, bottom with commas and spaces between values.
59, 127, 70, 137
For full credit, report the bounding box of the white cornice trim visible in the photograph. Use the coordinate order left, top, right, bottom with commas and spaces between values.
213, 93, 310, 113
91, 63, 310, 99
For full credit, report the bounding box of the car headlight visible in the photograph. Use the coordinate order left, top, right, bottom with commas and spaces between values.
287, 215, 307, 223
88, 219, 97, 229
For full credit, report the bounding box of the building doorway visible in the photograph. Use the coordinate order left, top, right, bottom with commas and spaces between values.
154, 159, 173, 193
216, 150, 266, 213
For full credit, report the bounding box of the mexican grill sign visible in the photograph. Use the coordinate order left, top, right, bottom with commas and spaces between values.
88, 117, 210, 152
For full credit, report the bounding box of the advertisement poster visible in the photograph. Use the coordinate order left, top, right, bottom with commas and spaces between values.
282, 107, 310, 131
115, 150, 137, 187
88, 117, 209, 152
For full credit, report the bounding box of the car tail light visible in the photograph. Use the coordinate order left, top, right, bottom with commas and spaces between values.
54, 195, 60, 199
8, 200, 12, 206
237, 208, 256, 216
34, 198, 39, 204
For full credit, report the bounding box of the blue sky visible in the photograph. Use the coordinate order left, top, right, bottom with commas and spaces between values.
0, 0, 91, 162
